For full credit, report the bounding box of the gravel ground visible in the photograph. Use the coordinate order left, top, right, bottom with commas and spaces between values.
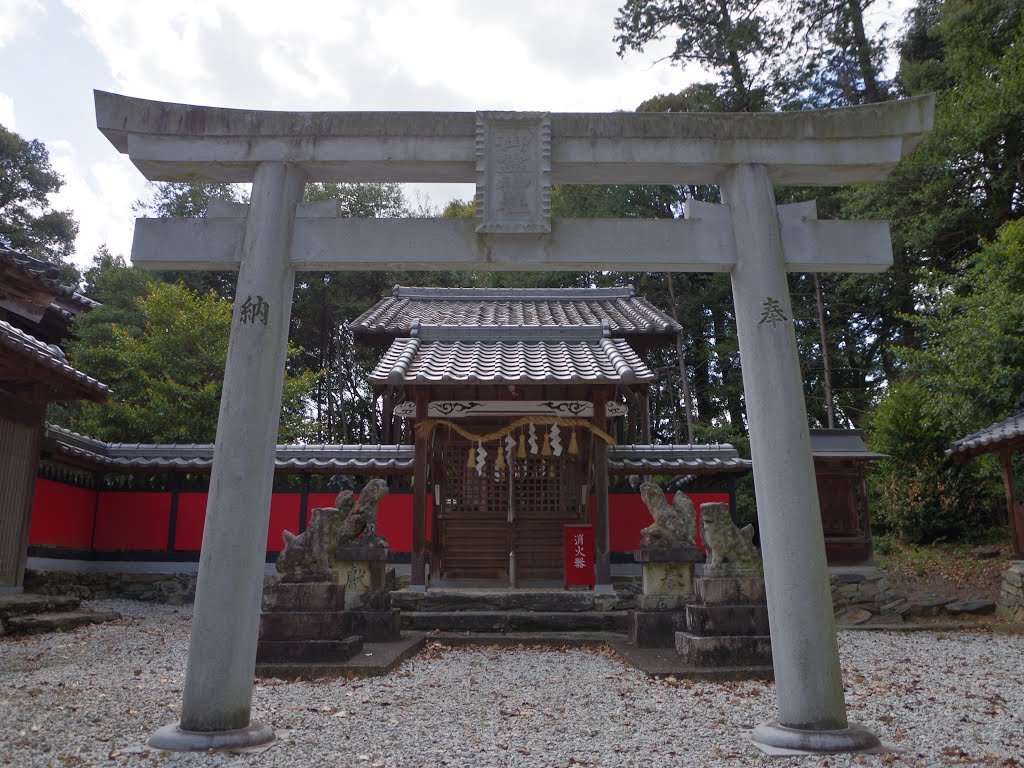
1, 600, 1021, 768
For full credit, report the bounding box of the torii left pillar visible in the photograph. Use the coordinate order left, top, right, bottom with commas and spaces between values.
150, 162, 306, 750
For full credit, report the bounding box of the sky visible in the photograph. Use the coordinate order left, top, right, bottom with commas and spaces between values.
1, 0, 915, 272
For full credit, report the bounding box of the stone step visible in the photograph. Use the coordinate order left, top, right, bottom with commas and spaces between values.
391, 589, 611, 613
403, 610, 628, 633
3, 610, 119, 636
256, 636, 363, 664
0, 593, 81, 619
675, 632, 772, 667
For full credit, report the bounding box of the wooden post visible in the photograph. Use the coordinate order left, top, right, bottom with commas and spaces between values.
593, 390, 612, 593
640, 385, 652, 444
411, 389, 429, 590
1000, 449, 1023, 559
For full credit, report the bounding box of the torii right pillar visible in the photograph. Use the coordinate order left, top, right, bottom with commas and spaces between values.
724, 164, 878, 753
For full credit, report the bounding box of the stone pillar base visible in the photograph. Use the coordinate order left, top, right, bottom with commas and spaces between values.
996, 561, 1024, 622
149, 722, 275, 752
750, 722, 881, 755
628, 547, 701, 648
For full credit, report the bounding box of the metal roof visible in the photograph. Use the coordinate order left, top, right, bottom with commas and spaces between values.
809, 429, 887, 460
0, 319, 109, 399
947, 408, 1024, 461
44, 425, 415, 473
369, 335, 654, 385
608, 444, 751, 474
352, 285, 680, 339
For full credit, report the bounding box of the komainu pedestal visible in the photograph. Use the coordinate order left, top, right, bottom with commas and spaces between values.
628, 482, 702, 648
674, 502, 772, 675
629, 547, 702, 648
256, 481, 400, 677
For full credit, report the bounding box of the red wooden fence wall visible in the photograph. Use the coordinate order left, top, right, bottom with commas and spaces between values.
29, 479, 728, 556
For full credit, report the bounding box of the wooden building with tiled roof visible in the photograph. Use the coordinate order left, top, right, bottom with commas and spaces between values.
352, 285, 747, 590
0, 246, 108, 593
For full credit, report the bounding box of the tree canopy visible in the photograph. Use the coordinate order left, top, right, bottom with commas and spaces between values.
63, 252, 315, 444
0, 125, 79, 281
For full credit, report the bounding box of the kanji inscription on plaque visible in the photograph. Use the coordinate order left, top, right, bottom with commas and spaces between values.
475, 111, 551, 234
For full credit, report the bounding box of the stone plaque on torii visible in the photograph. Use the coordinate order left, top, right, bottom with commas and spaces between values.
94, 91, 934, 754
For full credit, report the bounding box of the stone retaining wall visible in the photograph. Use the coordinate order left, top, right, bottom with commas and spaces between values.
24, 570, 200, 605
996, 561, 1024, 622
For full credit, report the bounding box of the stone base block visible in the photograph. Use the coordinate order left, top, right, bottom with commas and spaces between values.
345, 608, 401, 642
642, 561, 694, 597
685, 604, 770, 636
149, 722, 275, 752
635, 594, 696, 612
628, 610, 687, 649
675, 632, 772, 667
694, 576, 766, 605
333, 561, 395, 608
750, 722, 881, 755
259, 611, 348, 642
256, 636, 363, 664
262, 583, 346, 612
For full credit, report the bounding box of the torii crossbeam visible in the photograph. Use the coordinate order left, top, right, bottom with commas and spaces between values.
95, 91, 934, 755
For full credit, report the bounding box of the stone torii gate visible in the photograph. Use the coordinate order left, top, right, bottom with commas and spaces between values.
94, 91, 933, 754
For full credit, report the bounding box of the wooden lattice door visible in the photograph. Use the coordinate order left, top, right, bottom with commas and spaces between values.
435, 424, 586, 583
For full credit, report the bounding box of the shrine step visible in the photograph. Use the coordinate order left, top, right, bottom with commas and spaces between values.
2, 609, 120, 637
402, 610, 628, 633
256, 636, 364, 664
0, 593, 82, 618
674, 632, 773, 667
391, 588, 621, 614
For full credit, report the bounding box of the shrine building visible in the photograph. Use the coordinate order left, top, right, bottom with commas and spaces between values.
353, 284, 748, 588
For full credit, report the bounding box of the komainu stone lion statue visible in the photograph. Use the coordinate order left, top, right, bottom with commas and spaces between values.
639, 481, 697, 548
699, 502, 762, 576
276, 479, 390, 582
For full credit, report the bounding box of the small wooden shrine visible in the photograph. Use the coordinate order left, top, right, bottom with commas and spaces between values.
353, 286, 748, 590
810, 429, 886, 566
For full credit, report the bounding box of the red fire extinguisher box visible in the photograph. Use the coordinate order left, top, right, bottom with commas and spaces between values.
564, 524, 595, 589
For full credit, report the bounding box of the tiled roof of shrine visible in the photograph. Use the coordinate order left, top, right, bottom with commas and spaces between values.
607, 444, 751, 474
352, 285, 680, 341
0, 245, 98, 314
369, 325, 654, 385
0, 319, 108, 399
947, 407, 1024, 461
43, 425, 415, 473
43, 425, 748, 476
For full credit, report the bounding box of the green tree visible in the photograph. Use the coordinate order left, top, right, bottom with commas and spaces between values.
0, 125, 79, 280
868, 218, 1024, 543
289, 183, 467, 443
65, 270, 315, 444
786, 0, 890, 106
614, 0, 786, 111
133, 181, 249, 299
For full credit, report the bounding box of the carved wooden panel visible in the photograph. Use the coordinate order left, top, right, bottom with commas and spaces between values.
434, 422, 586, 582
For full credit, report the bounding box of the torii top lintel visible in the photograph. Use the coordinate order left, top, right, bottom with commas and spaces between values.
95, 91, 934, 188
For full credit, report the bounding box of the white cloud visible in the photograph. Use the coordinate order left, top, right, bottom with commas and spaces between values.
45, 137, 146, 269
64, 0, 685, 113
0, 92, 15, 129
62, 0, 687, 217
0, 0, 44, 48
